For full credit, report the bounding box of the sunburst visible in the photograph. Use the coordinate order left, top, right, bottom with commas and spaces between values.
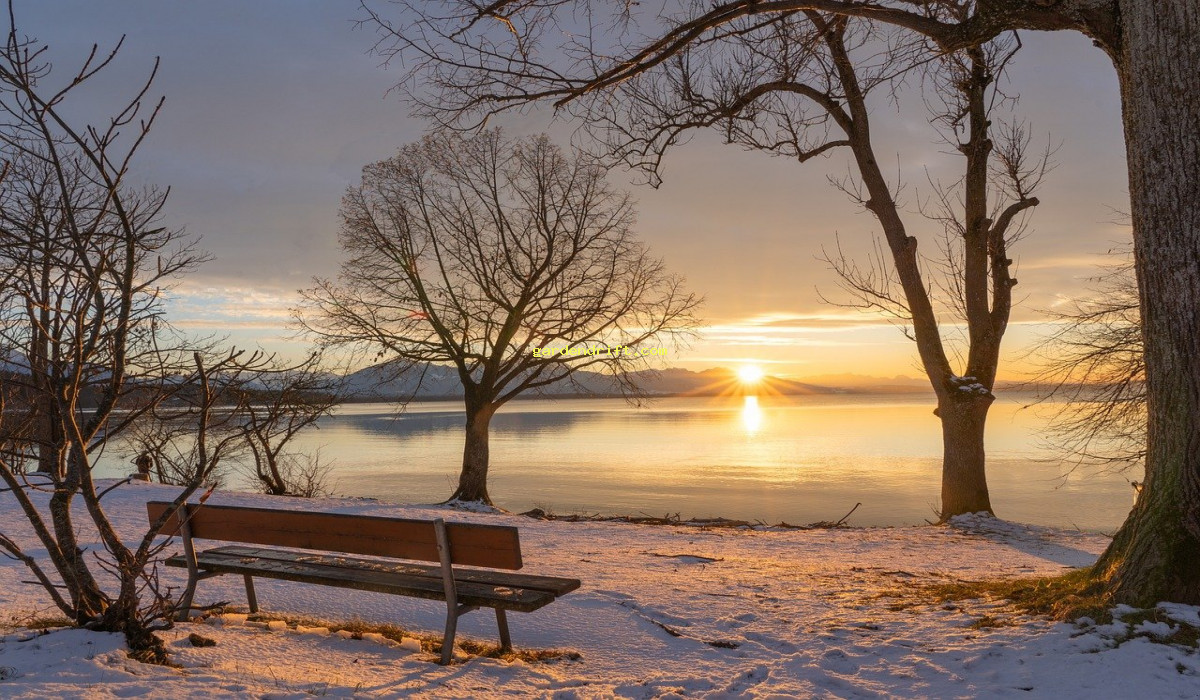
737, 364, 765, 385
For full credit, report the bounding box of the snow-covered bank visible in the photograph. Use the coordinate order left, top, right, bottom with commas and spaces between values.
2, 481, 1198, 698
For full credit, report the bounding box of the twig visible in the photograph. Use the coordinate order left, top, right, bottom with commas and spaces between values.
521, 503, 868, 530
19, 579, 67, 588
836, 502, 862, 526
97, 476, 136, 500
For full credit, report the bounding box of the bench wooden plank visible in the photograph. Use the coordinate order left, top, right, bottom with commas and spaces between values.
147, 501, 522, 569
207, 545, 581, 596
165, 550, 557, 612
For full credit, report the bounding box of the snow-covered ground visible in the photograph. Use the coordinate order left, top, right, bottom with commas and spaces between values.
2, 481, 1198, 698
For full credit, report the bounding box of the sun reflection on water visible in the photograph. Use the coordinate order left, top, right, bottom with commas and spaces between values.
741, 395, 764, 434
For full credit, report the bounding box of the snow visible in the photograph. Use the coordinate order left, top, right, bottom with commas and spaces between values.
2, 481, 1199, 698
950, 375, 991, 396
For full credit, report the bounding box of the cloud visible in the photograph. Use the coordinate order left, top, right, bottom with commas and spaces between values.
19, 3, 1127, 380
706, 311, 898, 331
162, 283, 301, 332
1015, 254, 1123, 271
697, 311, 903, 348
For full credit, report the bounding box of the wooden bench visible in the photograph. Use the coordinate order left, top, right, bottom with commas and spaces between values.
146, 501, 580, 664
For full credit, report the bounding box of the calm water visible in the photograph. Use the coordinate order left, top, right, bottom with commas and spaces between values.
254, 394, 1133, 532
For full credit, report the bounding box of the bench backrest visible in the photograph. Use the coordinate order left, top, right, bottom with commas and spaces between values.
146, 501, 523, 570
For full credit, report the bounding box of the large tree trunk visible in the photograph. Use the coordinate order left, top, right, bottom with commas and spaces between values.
34, 396, 60, 475
827, 29, 1008, 522
449, 402, 496, 504
101, 576, 167, 663
1091, 1, 1200, 605
938, 396, 994, 518
47, 491, 108, 619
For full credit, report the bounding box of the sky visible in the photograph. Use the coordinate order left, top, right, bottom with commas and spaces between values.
18, 1, 1131, 382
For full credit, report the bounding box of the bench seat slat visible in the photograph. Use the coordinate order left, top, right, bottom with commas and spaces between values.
210, 545, 581, 596
166, 550, 557, 613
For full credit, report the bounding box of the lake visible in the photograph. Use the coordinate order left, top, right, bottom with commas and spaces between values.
256, 393, 1134, 532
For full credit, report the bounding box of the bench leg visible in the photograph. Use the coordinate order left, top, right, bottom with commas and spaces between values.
495, 608, 511, 651
441, 610, 458, 665
244, 574, 259, 613
176, 587, 196, 622
177, 515, 198, 622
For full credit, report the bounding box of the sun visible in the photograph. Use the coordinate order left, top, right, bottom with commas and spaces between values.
737, 364, 765, 385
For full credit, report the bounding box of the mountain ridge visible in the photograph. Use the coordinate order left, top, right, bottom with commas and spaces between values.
339, 361, 930, 401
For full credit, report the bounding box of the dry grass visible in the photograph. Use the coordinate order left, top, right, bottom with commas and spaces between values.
924, 569, 1113, 623
894, 569, 1200, 649
11, 614, 74, 631
454, 637, 582, 663
966, 615, 1015, 630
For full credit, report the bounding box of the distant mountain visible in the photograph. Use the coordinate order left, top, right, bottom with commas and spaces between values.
0, 349, 29, 375
342, 362, 464, 400
342, 362, 841, 401
798, 373, 932, 393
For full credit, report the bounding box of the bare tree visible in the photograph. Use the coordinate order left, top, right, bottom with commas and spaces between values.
371, 7, 1048, 518
360, 0, 1200, 605
0, 13, 344, 660
302, 130, 699, 505
239, 357, 341, 497
112, 353, 340, 496
117, 409, 232, 489
0, 10, 254, 661
1030, 246, 1144, 472
711, 17, 1044, 519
